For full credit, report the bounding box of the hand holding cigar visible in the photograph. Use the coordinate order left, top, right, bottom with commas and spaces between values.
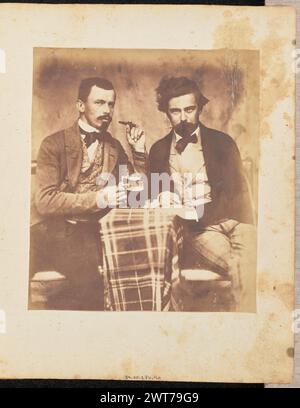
119, 120, 145, 151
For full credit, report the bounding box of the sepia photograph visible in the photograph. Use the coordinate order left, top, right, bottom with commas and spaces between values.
0, 3, 295, 382
29, 47, 259, 313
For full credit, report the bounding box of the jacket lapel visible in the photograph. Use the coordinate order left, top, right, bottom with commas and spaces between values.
200, 122, 223, 194
101, 132, 119, 176
156, 131, 173, 174
200, 122, 212, 180
64, 122, 83, 189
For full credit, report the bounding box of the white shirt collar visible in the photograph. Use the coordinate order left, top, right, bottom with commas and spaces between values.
78, 118, 101, 134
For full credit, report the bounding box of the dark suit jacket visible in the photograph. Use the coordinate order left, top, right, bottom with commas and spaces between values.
31, 122, 147, 226
149, 122, 254, 226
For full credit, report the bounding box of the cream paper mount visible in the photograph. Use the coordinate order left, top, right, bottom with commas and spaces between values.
0, 4, 296, 382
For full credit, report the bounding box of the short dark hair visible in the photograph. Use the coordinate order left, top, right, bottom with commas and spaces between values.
78, 77, 115, 102
156, 76, 209, 113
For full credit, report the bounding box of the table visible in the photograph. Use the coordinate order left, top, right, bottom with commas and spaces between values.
99, 209, 183, 311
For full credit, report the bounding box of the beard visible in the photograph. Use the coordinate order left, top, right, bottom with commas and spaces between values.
97, 116, 112, 132
174, 121, 198, 138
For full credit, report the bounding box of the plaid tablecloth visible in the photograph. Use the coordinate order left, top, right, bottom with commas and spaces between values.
99, 209, 183, 311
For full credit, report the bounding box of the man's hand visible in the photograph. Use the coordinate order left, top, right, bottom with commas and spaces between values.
96, 185, 127, 209
126, 124, 145, 153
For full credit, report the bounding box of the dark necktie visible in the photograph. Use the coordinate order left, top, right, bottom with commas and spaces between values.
175, 133, 198, 154
79, 127, 102, 148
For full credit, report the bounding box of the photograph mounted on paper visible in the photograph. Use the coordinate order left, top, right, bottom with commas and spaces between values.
29, 47, 259, 313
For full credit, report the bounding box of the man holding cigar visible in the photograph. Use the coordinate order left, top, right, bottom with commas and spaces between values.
30, 77, 147, 310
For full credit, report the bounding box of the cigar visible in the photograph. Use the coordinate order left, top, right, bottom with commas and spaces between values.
118, 121, 137, 129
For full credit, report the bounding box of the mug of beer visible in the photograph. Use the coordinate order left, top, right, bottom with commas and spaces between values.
121, 174, 144, 208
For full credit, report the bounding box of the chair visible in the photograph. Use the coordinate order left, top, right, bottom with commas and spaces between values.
177, 269, 235, 312
29, 271, 67, 309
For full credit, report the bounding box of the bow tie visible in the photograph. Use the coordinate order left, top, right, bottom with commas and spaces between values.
175, 133, 198, 154
79, 127, 103, 148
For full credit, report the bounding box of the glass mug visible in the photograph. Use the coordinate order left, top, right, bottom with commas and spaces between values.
120, 174, 144, 208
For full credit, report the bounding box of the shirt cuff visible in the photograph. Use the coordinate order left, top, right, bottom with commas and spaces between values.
96, 190, 108, 209
131, 145, 146, 155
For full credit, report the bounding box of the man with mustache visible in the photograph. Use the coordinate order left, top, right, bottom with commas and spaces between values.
149, 76, 255, 311
30, 77, 146, 310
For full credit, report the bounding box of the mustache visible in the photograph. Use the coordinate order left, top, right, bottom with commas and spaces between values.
98, 115, 112, 121
175, 121, 197, 136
